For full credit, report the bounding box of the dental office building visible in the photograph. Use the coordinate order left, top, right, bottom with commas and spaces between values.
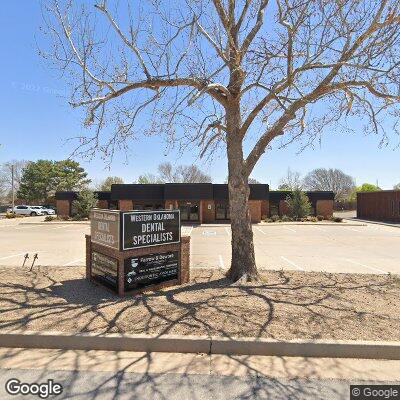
55, 183, 334, 223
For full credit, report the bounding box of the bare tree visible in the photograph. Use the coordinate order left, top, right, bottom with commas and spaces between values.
278, 168, 302, 190
304, 168, 355, 201
99, 176, 124, 191
42, 0, 400, 281
0, 160, 28, 203
158, 162, 211, 183
248, 177, 261, 184
394, 183, 400, 190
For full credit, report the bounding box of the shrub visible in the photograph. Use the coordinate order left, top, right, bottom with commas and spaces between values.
331, 216, 343, 223
281, 215, 293, 222
316, 215, 324, 221
71, 189, 98, 220
285, 189, 312, 219
271, 214, 280, 222
307, 216, 318, 222
264, 218, 273, 223
44, 215, 56, 222
5, 213, 24, 219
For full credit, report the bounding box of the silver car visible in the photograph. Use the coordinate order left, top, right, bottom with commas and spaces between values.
8, 205, 44, 216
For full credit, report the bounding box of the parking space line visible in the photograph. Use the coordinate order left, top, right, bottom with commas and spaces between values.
345, 227, 362, 233
283, 226, 296, 233
346, 259, 389, 275
313, 226, 326, 232
254, 227, 266, 235
218, 255, 225, 269
225, 227, 231, 236
0, 253, 27, 260
50, 225, 70, 230
63, 258, 85, 266
280, 256, 303, 271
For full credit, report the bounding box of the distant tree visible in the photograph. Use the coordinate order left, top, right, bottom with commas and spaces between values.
285, 189, 312, 219
349, 183, 381, 202
248, 178, 261, 184
99, 176, 124, 191
278, 169, 302, 190
0, 160, 29, 203
18, 160, 56, 202
303, 168, 355, 201
157, 162, 211, 183
71, 189, 98, 219
394, 183, 400, 190
17, 160, 90, 202
136, 174, 162, 184
54, 160, 91, 191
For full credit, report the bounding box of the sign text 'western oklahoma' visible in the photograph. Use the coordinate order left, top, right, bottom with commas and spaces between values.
90, 210, 120, 250
122, 210, 180, 250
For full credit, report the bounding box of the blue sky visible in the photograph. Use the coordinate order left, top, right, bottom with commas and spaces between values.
0, 2, 399, 189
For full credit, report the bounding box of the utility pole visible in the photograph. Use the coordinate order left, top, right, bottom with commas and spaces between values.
11, 164, 15, 211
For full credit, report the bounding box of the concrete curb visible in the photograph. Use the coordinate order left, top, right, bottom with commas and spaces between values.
344, 218, 400, 228
19, 222, 90, 226
1, 331, 399, 360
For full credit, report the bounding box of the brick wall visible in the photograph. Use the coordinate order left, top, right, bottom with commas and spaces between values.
56, 200, 71, 217
97, 200, 109, 209
279, 200, 290, 216
165, 200, 178, 210
201, 200, 215, 223
86, 235, 190, 297
118, 200, 133, 211
249, 200, 261, 223
316, 200, 334, 218
261, 200, 269, 219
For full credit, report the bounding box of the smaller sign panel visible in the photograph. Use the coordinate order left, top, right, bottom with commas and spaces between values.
124, 251, 179, 291
90, 210, 120, 250
91, 251, 119, 291
122, 210, 180, 250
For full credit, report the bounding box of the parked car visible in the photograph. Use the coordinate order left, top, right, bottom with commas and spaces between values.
7, 205, 44, 216
36, 206, 56, 215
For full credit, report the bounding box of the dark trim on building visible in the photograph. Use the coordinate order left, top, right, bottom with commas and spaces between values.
111, 184, 164, 201
269, 190, 335, 201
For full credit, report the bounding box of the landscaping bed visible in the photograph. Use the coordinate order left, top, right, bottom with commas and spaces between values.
0, 266, 398, 341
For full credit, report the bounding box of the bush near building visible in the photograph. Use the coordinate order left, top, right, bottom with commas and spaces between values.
285, 189, 312, 220
71, 189, 98, 220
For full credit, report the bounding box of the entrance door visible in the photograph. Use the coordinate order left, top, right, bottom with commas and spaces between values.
179, 202, 199, 221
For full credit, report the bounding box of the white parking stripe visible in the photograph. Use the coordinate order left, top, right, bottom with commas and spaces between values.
345, 227, 362, 233
313, 226, 326, 232
346, 259, 389, 275
255, 226, 266, 235
283, 226, 296, 233
0, 253, 27, 260
280, 256, 303, 271
63, 258, 85, 266
225, 227, 231, 236
218, 255, 225, 269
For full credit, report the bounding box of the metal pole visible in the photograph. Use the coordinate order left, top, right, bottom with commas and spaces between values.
11, 164, 15, 211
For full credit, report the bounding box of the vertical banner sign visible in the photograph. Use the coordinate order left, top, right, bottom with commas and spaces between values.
124, 251, 179, 291
90, 210, 120, 250
122, 210, 180, 250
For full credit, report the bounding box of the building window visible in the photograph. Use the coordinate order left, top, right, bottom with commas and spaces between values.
178, 202, 199, 221
269, 201, 279, 217
391, 200, 395, 216
133, 203, 163, 211
215, 202, 230, 220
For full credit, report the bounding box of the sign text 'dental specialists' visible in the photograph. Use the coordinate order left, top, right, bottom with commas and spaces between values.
123, 210, 180, 250
90, 210, 120, 250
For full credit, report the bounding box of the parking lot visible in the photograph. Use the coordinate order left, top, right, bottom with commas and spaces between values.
0, 217, 399, 275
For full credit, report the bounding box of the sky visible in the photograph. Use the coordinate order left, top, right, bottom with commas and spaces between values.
0, 2, 399, 189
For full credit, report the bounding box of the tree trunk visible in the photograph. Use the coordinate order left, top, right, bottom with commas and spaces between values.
225, 103, 259, 282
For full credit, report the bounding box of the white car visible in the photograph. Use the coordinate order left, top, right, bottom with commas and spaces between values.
37, 206, 56, 215
8, 205, 44, 216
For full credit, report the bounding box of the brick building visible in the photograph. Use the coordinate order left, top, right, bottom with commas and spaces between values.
357, 191, 400, 223
55, 183, 334, 223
